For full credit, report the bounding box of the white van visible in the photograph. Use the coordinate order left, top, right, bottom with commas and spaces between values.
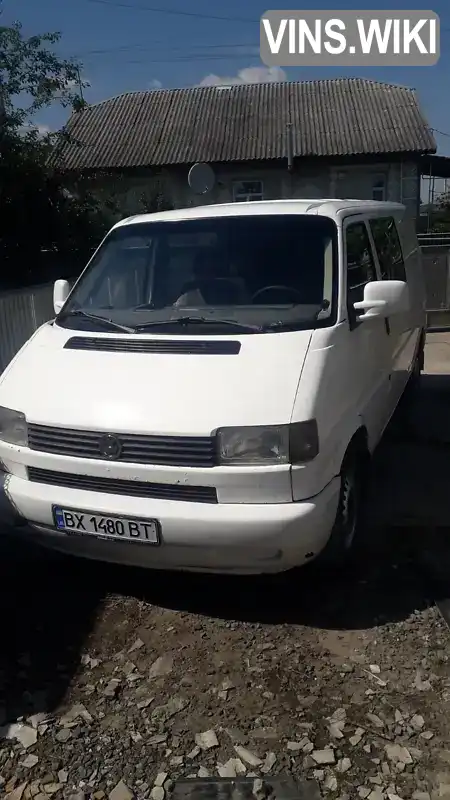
0, 199, 425, 574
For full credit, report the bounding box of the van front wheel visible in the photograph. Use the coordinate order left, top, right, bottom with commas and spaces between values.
316, 448, 367, 569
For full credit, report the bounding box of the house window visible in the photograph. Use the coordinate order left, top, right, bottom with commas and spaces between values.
232, 180, 264, 202
372, 176, 386, 201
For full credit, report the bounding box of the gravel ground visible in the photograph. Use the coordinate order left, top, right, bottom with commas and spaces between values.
1, 526, 450, 800
2, 352, 450, 800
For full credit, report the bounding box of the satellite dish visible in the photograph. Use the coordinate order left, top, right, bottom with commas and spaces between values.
188, 162, 215, 195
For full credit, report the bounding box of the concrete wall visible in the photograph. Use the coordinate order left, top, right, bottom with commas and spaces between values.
92, 158, 420, 219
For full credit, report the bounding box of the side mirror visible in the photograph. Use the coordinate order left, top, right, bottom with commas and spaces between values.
353, 279, 409, 321
53, 279, 70, 315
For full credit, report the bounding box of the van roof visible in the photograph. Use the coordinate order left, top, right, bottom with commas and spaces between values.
114, 199, 406, 229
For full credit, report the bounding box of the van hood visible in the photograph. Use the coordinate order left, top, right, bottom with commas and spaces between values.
0, 323, 313, 435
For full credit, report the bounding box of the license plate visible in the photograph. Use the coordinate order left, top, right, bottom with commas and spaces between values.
52, 506, 160, 544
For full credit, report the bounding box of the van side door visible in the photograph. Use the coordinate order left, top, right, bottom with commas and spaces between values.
368, 215, 415, 406
344, 216, 392, 446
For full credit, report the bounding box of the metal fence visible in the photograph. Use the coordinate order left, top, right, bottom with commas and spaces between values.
0, 282, 54, 374
418, 233, 450, 330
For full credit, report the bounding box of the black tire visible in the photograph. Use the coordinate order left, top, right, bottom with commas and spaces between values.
315, 444, 368, 570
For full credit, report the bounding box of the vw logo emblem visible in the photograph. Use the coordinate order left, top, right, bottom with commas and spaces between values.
98, 434, 122, 460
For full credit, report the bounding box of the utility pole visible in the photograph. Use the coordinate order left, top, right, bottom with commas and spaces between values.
0, 0, 7, 136
75, 66, 84, 102
285, 121, 294, 198
0, 81, 4, 121
0, 76, 7, 145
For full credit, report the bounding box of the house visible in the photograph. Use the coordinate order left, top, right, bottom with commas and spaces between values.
56, 78, 437, 220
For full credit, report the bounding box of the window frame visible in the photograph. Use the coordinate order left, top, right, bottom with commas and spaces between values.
56, 214, 341, 333
232, 179, 264, 202
343, 217, 378, 329
372, 175, 386, 202
368, 215, 406, 281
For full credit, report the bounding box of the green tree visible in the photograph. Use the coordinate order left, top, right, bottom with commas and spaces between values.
0, 22, 86, 130
138, 184, 174, 214
0, 22, 116, 288
422, 192, 450, 234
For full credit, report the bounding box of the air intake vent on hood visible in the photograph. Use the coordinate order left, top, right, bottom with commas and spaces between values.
64, 337, 241, 354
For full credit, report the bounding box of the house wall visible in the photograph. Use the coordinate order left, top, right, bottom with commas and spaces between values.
90, 158, 420, 220
331, 161, 419, 218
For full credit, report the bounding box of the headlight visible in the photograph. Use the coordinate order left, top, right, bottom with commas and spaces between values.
0, 406, 28, 446
216, 421, 318, 465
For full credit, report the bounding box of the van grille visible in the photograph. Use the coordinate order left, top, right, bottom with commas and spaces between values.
64, 337, 241, 355
27, 467, 218, 503
27, 424, 217, 467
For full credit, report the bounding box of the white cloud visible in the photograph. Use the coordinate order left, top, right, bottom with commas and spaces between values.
20, 122, 51, 137
149, 79, 162, 89
198, 65, 287, 87
35, 123, 51, 136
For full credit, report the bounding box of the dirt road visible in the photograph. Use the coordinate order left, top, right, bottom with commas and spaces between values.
2, 335, 450, 800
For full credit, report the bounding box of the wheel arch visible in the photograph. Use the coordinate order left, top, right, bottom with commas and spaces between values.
341, 425, 370, 473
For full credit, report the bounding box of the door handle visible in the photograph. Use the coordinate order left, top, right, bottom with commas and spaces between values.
384, 318, 390, 335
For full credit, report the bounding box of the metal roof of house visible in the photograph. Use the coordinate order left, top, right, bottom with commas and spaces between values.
421, 154, 450, 179
55, 78, 436, 171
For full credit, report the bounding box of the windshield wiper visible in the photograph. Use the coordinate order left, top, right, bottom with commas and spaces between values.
58, 309, 135, 333
134, 315, 263, 332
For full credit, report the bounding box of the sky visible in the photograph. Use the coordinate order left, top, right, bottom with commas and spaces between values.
5, 0, 450, 197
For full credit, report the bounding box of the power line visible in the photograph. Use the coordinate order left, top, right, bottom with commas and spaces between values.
85, 0, 255, 24
74, 11, 450, 65
76, 3, 450, 84
76, 41, 258, 56
79, 2, 450, 65
86, 52, 260, 65
80, 51, 259, 65
85, 2, 450, 34
432, 128, 450, 139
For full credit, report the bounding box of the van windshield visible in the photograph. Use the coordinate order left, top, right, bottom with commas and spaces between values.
57, 214, 337, 334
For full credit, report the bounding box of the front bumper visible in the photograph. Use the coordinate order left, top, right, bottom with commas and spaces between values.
0, 472, 29, 528
0, 472, 340, 574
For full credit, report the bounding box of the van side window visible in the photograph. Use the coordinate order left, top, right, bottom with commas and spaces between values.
369, 217, 406, 281
346, 222, 377, 306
